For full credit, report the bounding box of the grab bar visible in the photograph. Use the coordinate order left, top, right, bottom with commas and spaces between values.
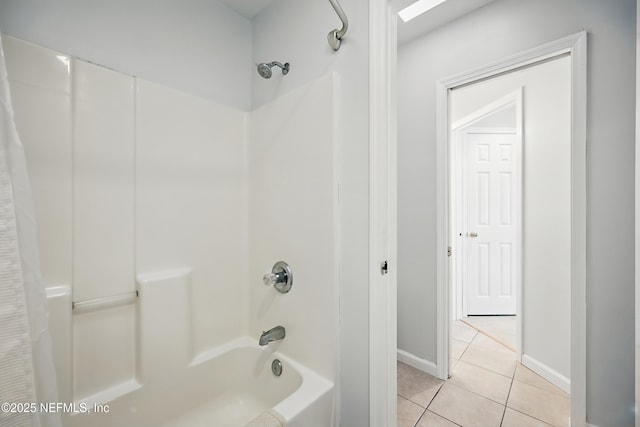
327, 0, 348, 51
72, 290, 138, 314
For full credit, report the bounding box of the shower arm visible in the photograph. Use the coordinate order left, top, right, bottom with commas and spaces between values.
327, 0, 349, 51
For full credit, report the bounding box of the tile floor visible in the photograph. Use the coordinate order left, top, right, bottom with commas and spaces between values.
398, 321, 570, 427
462, 316, 517, 351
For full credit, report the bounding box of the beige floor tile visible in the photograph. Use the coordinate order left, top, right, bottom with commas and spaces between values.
448, 360, 512, 404
428, 383, 505, 427
398, 327, 566, 427
464, 316, 516, 350
453, 321, 478, 343
501, 408, 553, 427
452, 339, 469, 360
507, 380, 570, 427
398, 362, 444, 407
470, 333, 513, 354
514, 364, 568, 397
460, 342, 516, 378
416, 410, 460, 427
451, 358, 460, 370
398, 395, 425, 427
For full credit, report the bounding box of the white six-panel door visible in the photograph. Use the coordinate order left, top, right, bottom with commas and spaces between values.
464, 129, 518, 315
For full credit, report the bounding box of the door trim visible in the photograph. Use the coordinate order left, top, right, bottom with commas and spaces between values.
435, 31, 587, 424
369, 1, 398, 426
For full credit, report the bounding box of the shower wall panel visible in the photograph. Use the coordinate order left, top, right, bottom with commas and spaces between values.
3, 36, 72, 288
73, 59, 135, 302
249, 72, 338, 381
136, 80, 248, 356
71, 59, 137, 400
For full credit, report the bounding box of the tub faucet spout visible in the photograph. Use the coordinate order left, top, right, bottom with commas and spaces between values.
259, 325, 285, 346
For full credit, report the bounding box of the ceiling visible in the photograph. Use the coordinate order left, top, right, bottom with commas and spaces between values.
218, 0, 276, 19
218, 0, 497, 41
397, 0, 497, 45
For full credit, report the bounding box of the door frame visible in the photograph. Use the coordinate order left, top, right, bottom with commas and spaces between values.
435, 31, 587, 423
451, 88, 523, 328
369, 1, 398, 426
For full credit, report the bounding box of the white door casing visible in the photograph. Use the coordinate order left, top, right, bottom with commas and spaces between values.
463, 129, 519, 315
435, 32, 587, 422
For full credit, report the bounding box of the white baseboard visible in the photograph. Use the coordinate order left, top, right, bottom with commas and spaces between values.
397, 349, 438, 377
586, 423, 601, 427
521, 354, 570, 394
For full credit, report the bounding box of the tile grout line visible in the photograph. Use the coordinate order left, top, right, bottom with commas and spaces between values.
499, 367, 516, 427
411, 405, 427, 427
424, 385, 463, 427
455, 339, 471, 361
504, 377, 569, 426
446, 371, 514, 407
512, 369, 570, 398
462, 318, 516, 352
422, 382, 450, 425
455, 357, 514, 380
509, 407, 558, 427
425, 382, 445, 409
398, 361, 446, 409
455, 354, 514, 377
400, 379, 446, 411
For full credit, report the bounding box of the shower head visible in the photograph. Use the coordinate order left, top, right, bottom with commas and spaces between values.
257, 63, 273, 79
257, 61, 290, 79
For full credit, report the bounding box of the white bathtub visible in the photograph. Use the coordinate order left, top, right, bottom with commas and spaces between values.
68, 337, 334, 427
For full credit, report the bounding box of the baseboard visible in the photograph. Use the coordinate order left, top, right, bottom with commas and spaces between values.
521, 354, 570, 394
397, 349, 438, 377
586, 423, 601, 427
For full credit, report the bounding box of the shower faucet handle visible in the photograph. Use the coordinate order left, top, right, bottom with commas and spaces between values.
262, 261, 293, 294
263, 272, 285, 286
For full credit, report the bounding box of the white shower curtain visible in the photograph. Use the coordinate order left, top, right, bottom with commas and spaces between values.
0, 31, 61, 427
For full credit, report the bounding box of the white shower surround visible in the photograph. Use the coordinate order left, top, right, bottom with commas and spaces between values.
4, 35, 338, 427
67, 338, 333, 427
0, 32, 61, 427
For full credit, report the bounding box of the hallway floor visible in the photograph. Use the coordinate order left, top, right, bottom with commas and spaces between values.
397, 321, 569, 427
462, 315, 517, 351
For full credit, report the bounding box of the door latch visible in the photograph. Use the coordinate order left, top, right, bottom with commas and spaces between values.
448, 246, 452, 257
380, 260, 388, 275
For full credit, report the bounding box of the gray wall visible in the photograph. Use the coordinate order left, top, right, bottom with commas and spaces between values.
398, 0, 635, 425
0, 0, 253, 110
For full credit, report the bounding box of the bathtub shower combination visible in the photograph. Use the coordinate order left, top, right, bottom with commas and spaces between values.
69, 337, 333, 427
2, 14, 341, 426
62, 264, 334, 427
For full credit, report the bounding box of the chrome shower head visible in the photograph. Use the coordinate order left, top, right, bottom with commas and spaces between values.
257, 63, 273, 79
257, 61, 290, 79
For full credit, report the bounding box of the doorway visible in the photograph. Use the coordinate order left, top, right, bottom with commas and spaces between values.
367, 9, 587, 423
434, 33, 586, 424
447, 53, 574, 392
451, 90, 522, 322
